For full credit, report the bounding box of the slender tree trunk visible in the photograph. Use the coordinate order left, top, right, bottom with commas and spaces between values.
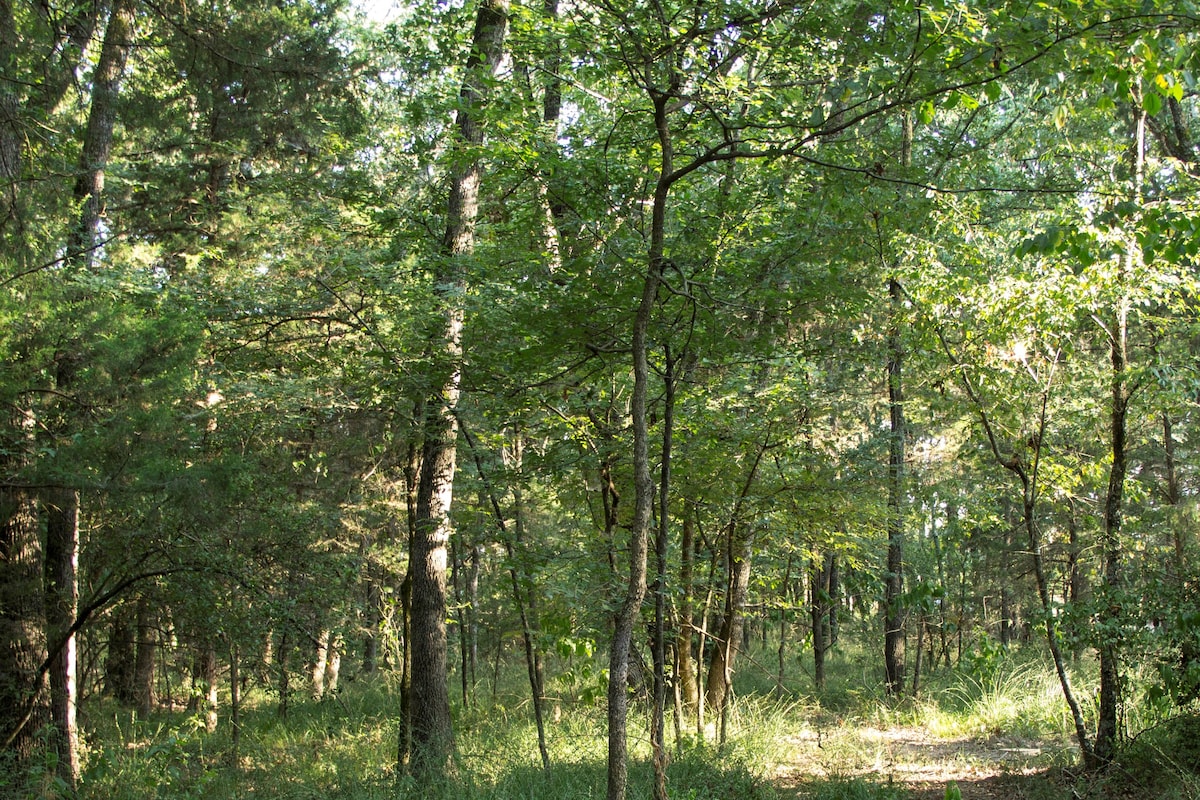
466, 544, 480, 691
43, 488, 80, 787
704, 530, 752, 727
827, 554, 839, 647
675, 508, 698, 714
776, 554, 793, 694
28, 4, 137, 782
884, 277, 906, 696
810, 555, 828, 692
361, 564, 381, 675
230, 641, 241, 768
509, 442, 550, 772
277, 630, 291, 718
408, 0, 508, 779
607, 83, 675, 800
1095, 103, 1143, 767
195, 641, 219, 733
650, 348, 677, 800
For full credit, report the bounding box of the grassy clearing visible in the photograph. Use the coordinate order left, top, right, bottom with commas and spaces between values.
10, 642, 1196, 799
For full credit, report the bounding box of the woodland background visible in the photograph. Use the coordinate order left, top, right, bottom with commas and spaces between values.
2, 0, 1200, 798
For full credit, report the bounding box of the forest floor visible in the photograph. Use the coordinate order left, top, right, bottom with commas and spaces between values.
771, 721, 1079, 800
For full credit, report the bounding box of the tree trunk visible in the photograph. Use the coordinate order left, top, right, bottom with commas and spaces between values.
66, 0, 136, 269
827, 554, 840, 647
776, 554, 793, 695
884, 277, 906, 696
508, 438, 550, 771
277, 630, 291, 718
408, 3, 509, 778
229, 641, 241, 767
810, 555, 828, 692
1095, 103, 1143, 768
312, 628, 331, 700
133, 593, 156, 718
194, 641, 219, 733
43, 488, 80, 787
607, 82, 675, 800
105, 604, 137, 704
650, 347, 677, 800
361, 566, 381, 675
0, 0, 99, 241
675, 508, 698, 714
704, 530, 752, 725
0, 475, 46, 759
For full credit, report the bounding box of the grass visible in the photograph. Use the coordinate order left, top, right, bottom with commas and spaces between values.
7, 639, 1196, 799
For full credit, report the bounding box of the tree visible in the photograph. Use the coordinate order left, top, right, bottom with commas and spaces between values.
406, 0, 509, 778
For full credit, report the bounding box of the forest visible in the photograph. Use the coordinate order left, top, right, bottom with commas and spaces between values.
2, 0, 1200, 798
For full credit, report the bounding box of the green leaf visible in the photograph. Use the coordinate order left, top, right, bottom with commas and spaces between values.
1143, 91, 1163, 116
918, 99, 936, 125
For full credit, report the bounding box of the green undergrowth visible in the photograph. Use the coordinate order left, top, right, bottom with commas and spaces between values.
22, 644, 1198, 800
71, 679, 781, 800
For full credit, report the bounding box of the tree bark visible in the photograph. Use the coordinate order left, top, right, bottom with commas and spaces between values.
133, 593, 156, 718
1094, 102, 1143, 767
675, 507, 698, 714
0, 0, 100, 240
407, 0, 509, 779
607, 82, 675, 800
0, 465, 46, 759
884, 277, 906, 696
105, 604, 137, 704
704, 529, 752, 727
810, 555, 829, 692
43, 488, 80, 787
650, 347, 677, 800
66, 0, 136, 268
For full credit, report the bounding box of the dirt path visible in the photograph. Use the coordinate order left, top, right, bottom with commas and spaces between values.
771, 723, 1076, 799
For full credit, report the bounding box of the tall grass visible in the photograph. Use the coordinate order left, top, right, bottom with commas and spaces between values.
73, 677, 780, 800
45, 639, 1198, 800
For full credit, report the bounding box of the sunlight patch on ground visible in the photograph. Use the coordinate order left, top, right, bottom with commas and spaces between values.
771, 723, 1076, 795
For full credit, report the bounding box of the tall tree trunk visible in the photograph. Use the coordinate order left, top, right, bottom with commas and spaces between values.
407, 0, 508, 779
650, 347, 677, 800
607, 83, 676, 800
936, 312, 1095, 762
229, 641, 241, 768
29, 4, 137, 783
465, 544, 480, 691
508, 437, 550, 771
884, 277, 906, 696
451, 540, 469, 707
1095, 101, 1143, 767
